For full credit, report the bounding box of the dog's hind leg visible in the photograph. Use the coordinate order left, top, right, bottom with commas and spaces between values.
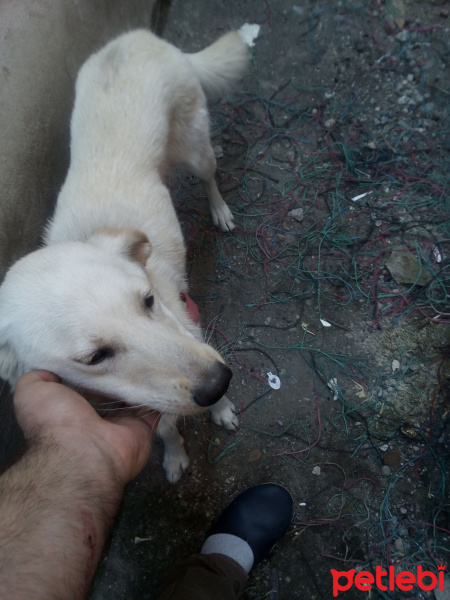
175, 105, 235, 232
156, 415, 190, 483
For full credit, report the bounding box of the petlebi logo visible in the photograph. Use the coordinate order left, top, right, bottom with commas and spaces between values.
331, 564, 446, 596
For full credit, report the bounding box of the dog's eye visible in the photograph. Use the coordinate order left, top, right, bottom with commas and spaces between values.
144, 293, 154, 309
83, 348, 114, 365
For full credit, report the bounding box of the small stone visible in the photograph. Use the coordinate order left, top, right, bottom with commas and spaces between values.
277, 420, 284, 427
213, 145, 223, 158
394, 538, 405, 554
386, 250, 433, 286
380, 444, 389, 452
398, 95, 409, 105
400, 507, 407, 514
407, 73, 414, 82
324, 117, 337, 129
324, 91, 335, 100
288, 207, 304, 222
434, 574, 450, 600
381, 465, 391, 476
248, 448, 262, 462
312, 466, 321, 475
396, 30, 409, 43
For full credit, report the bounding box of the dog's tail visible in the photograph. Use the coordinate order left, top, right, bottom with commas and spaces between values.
186, 30, 250, 99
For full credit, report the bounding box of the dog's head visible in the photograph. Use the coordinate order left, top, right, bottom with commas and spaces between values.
0, 228, 231, 416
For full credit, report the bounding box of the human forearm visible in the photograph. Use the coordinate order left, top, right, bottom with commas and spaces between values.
0, 438, 124, 600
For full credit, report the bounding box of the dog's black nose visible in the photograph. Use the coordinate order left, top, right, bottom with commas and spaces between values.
193, 361, 233, 407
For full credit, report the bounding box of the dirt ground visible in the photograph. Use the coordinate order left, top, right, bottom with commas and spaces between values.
28, 1, 450, 598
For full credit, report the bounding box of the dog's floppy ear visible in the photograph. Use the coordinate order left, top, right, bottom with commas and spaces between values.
88, 227, 152, 266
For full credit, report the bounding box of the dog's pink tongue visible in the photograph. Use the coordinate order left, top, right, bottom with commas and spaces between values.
180, 292, 200, 325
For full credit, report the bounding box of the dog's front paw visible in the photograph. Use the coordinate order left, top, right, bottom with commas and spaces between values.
163, 448, 190, 484
210, 396, 239, 431
211, 203, 235, 232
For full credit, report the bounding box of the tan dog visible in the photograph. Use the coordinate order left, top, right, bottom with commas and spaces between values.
0, 29, 250, 482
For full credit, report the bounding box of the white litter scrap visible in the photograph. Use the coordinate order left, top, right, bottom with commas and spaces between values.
238, 23, 260, 47
392, 359, 400, 372
267, 371, 281, 389
320, 318, 332, 327
327, 378, 339, 400
351, 190, 373, 202
432, 243, 442, 263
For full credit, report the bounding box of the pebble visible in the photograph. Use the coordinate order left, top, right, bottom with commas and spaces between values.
312, 466, 321, 475
381, 465, 391, 476
434, 574, 450, 600
324, 117, 337, 129
396, 30, 409, 43
400, 507, 407, 514
213, 145, 223, 158
397, 95, 409, 105
288, 207, 304, 222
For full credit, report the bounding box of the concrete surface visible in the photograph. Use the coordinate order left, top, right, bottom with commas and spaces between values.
0, 0, 162, 468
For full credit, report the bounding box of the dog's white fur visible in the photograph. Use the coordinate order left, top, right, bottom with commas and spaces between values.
0, 29, 249, 482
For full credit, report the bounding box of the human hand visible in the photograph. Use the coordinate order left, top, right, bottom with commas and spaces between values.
14, 370, 160, 484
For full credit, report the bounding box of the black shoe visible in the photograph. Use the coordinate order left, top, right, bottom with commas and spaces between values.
208, 483, 293, 566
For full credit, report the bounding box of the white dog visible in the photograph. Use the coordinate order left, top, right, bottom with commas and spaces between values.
0, 29, 250, 482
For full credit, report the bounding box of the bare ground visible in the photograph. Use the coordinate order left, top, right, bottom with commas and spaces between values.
73, 1, 450, 598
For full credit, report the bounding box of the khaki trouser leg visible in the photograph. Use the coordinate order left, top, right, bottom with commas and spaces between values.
158, 553, 248, 600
